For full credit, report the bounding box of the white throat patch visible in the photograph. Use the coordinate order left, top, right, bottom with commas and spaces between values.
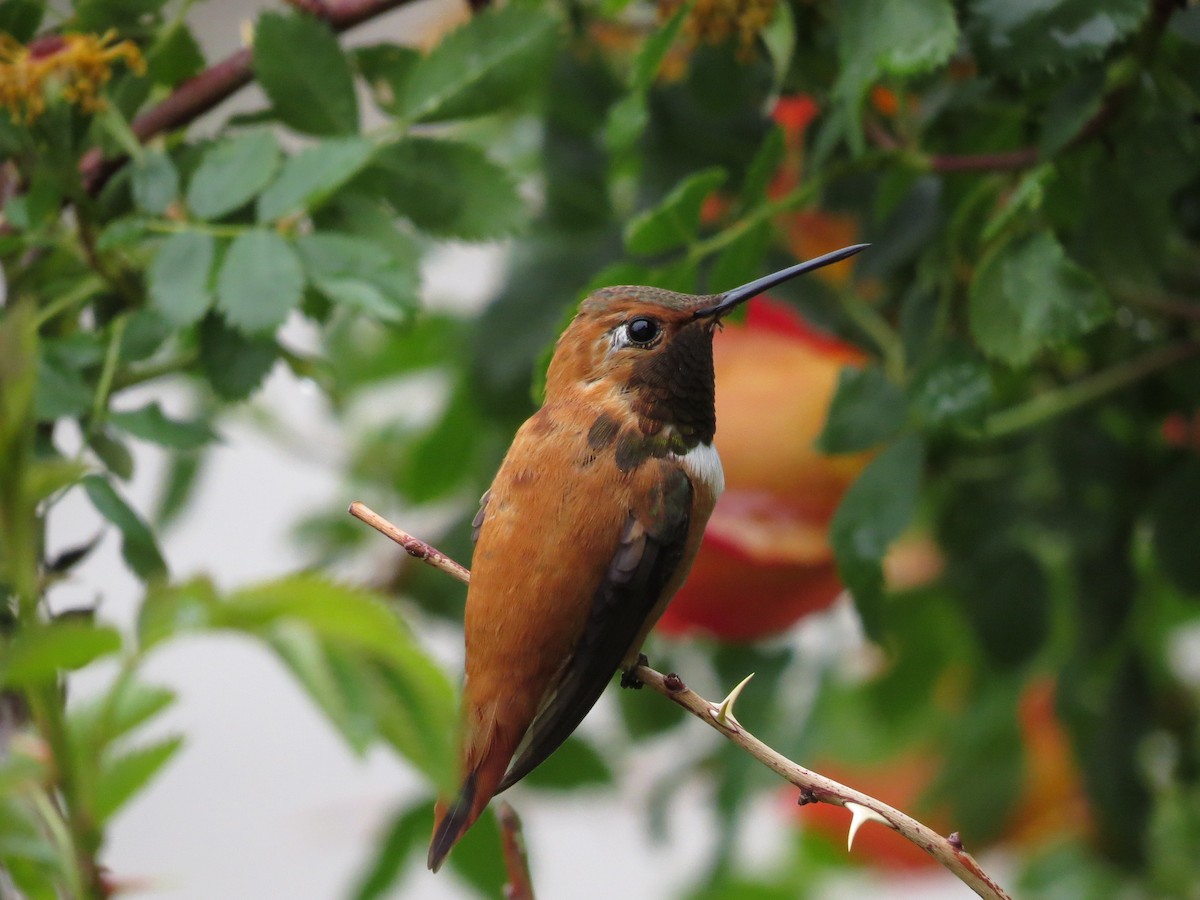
674, 441, 724, 496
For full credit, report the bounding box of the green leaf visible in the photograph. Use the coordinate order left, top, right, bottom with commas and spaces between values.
835, 0, 957, 149
741, 127, 785, 205
95, 736, 182, 822
816, 364, 906, 454
26, 459, 87, 504
1, 621, 122, 687
0, 0, 43, 42
360, 138, 524, 240
82, 474, 167, 580
34, 356, 92, 419
446, 808, 505, 897
254, 12, 358, 135
130, 150, 178, 215
216, 230, 305, 334
148, 231, 215, 327
395, 381, 482, 503
256, 137, 375, 222
969, 230, 1111, 367
222, 575, 414, 663
145, 22, 206, 87
351, 804, 430, 900
110, 402, 218, 450
356, 44, 421, 115
69, 679, 176, 751
624, 167, 727, 256
397, 4, 558, 123
295, 232, 418, 322
186, 132, 281, 220
830, 434, 924, 639
137, 578, 220, 649
707, 220, 771, 293
967, 0, 1149, 77
1039, 70, 1107, 158
198, 315, 278, 400
631, 0, 689, 91
520, 735, 612, 790
907, 343, 993, 431
1150, 462, 1200, 595
86, 429, 134, 481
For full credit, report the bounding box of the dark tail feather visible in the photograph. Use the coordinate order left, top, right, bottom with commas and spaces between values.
428, 772, 477, 872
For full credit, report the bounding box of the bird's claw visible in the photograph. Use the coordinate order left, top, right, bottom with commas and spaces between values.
619, 653, 649, 689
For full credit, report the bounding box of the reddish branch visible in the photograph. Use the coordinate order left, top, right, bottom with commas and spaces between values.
78, 0, 462, 192
497, 802, 535, 900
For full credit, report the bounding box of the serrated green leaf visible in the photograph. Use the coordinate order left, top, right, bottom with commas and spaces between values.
295, 232, 418, 322
359, 138, 524, 240
82, 474, 167, 580
1150, 462, 1200, 595
186, 132, 280, 220
198, 315, 278, 400
356, 44, 420, 114
836, 0, 957, 150
130, 150, 178, 215
624, 167, 727, 256
398, 4, 557, 123
110, 402, 217, 450
816, 364, 906, 454
256, 137, 374, 222
969, 230, 1111, 367
1, 621, 122, 687
254, 12, 358, 135
830, 434, 924, 639
967, 0, 1149, 77
216, 230, 304, 334
148, 231, 214, 327
907, 343, 993, 431
95, 736, 182, 822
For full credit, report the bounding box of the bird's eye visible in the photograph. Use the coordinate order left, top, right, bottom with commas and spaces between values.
625, 317, 659, 345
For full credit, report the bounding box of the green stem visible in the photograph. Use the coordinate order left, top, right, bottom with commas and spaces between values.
144, 219, 246, 239
34, 276, 109, 328
984, 341, 1199, 438
111, 347, 201, 391
27, 685, 104, 898
88, 315, 129, 436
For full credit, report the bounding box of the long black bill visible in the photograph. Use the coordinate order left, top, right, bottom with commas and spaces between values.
692, 243, 870, 319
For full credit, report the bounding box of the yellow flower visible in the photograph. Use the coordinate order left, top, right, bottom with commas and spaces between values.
659, 0, 778, 59
0, 30, 145, 124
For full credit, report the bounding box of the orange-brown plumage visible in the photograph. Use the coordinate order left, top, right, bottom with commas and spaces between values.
427, 246, 867, 872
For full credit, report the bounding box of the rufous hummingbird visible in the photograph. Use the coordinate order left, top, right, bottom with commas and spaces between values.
428, 244, 868, 871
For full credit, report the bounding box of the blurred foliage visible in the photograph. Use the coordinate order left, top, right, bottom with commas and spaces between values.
2, 0, 1200, 897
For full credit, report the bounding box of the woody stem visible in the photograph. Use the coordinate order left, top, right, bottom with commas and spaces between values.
346, 501, 1013, 900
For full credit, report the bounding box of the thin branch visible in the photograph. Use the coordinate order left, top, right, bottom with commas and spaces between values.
78, 0, 442, 192
497, 802, 535, 900
347, 501, 1012, 900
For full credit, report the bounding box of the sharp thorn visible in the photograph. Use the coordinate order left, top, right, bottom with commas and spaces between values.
712, 672, 755, 727
845, 802, 890, 852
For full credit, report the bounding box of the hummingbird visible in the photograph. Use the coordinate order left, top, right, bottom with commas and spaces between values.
428, 244, 868, 871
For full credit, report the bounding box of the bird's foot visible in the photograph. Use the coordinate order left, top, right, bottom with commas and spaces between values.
619, 653, 649, 690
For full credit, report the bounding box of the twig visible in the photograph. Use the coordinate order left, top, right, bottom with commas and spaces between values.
497, 802, 535, 900
347, 501, 1013, 900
